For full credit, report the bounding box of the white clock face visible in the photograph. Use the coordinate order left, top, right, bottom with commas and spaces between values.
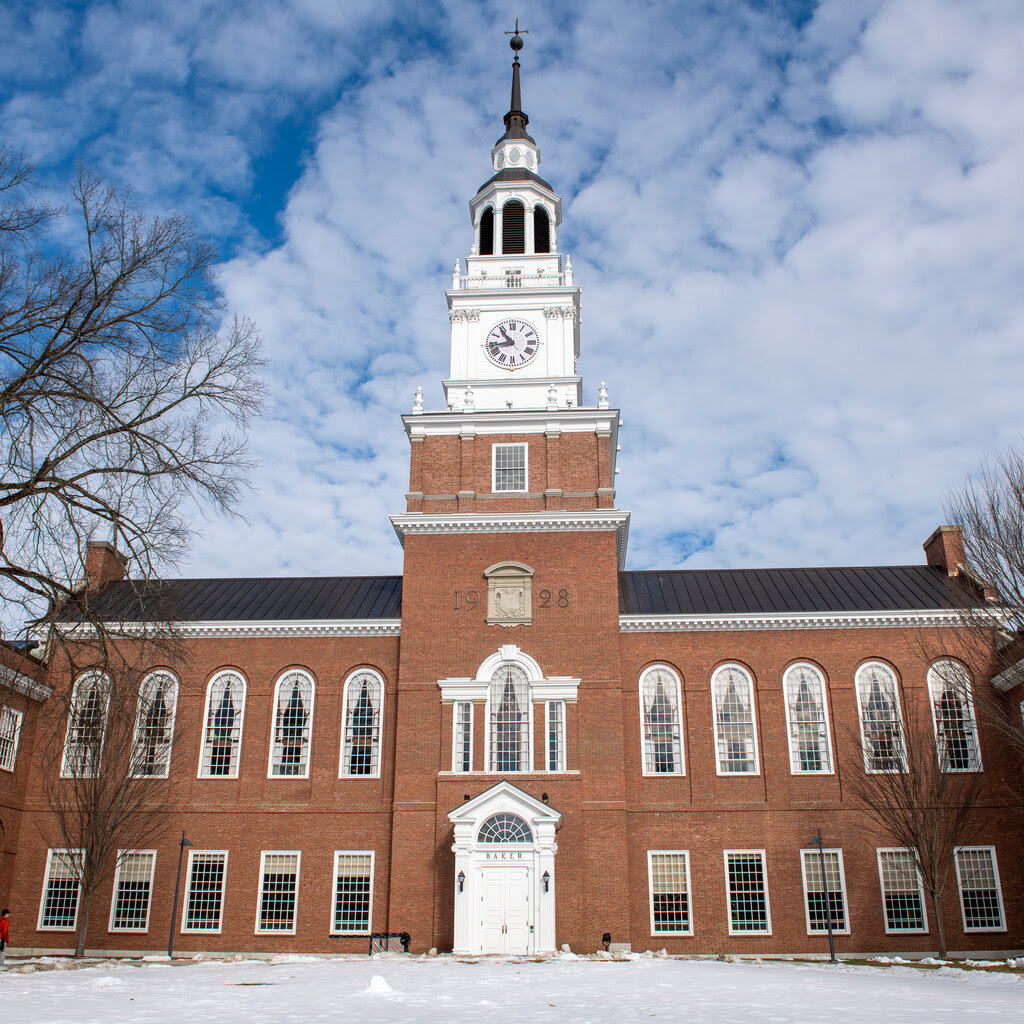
484, 319, 540, 369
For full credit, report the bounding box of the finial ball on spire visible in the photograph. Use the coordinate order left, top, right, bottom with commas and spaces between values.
510, 33, 524, 52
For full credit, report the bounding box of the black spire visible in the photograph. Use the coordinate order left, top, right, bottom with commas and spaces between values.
499, 20, 534, 144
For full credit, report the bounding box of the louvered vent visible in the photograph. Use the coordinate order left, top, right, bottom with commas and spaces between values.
533, 206, 550, 253
479, 207, 494, 255
502, 200, 525, 254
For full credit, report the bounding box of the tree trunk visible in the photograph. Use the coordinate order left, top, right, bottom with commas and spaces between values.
74, 891, 92, 958
931, 891, 948, 959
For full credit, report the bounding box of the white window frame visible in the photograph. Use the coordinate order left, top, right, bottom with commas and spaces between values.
486, 662, 534, 773
724, 849, 771, 935
198, 670, 247, 779
799, 848, 850, 935
330, 850, 375, 935
711, 664, 759, 776
339, 668, 384, 778
255, 850, 301, 935
181, 850, 229, 934
927, 660, 982, 772
783, 663, 833, 774
876, 847, 928, 934
267, 669, 316, 778
639, 665, 685, 776
0, 705, 23, 772
452, 700, 474, 772
955, 846, 1006, 933
492, 442, 528, 493
108, 850, 157, 932
61, 671, 110, 778
129, 670, 178, 778
546, 699, 566, 772
647, 850, 693, 936
37, 848, 84, 931
855, 662, 907, 773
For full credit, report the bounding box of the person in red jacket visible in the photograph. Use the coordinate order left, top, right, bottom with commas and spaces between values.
0, 908, 9, 967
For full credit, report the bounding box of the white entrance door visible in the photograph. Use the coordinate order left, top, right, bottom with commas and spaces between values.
481, 867, 530, 954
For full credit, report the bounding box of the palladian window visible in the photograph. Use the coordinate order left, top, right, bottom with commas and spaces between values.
489, 663, 531, 773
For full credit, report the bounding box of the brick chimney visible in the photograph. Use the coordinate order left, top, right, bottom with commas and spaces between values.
83, 540, 127, 592
923, 525, 965, 577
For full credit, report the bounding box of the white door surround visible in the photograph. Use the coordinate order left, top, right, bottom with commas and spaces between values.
449, 781, 561, 954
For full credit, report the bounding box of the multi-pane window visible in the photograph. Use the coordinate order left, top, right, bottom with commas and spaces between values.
855, 663, 906, 772
927, 661, 982, 772
109, 851, 156, 931
61, 672, 110, 777
38, 849, 83, 930
877, 848, 927, 932
800, 849, 849, 933
648, 852, 691, 935
546, 700, 566, 772
489, 663, 531, 772
725, 850, 770, 933
712, 665, 758, 774
130, 671, 178, 777
0, 706, 23, 771
269, 670, 315, 777
340, 669, 383, 777
332, 852, 374, 934
493, 443, 527, 492
453, 701, 473, 772
640, 665, 684, 775
257, 851, 300, 934
783, 664, 832, 773
955, 847, 1005, 931
199, 671, 246, 778
183, 851, 227, 932
478, 813, 532, 843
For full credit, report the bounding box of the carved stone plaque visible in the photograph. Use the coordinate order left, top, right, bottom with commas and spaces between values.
485, 562, 534, 627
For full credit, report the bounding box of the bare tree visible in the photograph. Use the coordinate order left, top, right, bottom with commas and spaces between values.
0, 145, 264, 638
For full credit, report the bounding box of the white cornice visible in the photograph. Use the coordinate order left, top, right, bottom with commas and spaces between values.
403, 407, 618, 438
0, 663, 52, 701
619, 609, 965, 633
55, 619, 402, 640
391, 510, 631, 569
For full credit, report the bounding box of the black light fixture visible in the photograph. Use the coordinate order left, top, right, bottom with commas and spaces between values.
810, 828, 838, 964
167, 830, 194, 958
457, 870, 466, 893
541, 792, 549, 803
542, 870, 550, 893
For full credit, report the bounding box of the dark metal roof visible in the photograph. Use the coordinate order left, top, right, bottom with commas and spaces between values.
618, 565, 973, 616
76, 576, 403, 622
477, 167, 554, 195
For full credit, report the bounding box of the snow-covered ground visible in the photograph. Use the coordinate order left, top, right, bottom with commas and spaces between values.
3, 954, 1021, 1023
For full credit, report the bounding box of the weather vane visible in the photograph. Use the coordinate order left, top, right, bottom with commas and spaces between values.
505, 18, 528, 57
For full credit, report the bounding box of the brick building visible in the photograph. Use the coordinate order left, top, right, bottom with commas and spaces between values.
1, 40, 1022, 959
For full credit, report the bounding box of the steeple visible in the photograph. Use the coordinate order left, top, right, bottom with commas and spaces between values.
499, 22, 533, 144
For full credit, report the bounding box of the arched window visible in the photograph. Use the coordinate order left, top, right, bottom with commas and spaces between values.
199, 671, 246, 778
478, 813, 533, 844
62, 672, 110, 778
340, 669, 383, 777
130, 671, 178, 778
489, 662, 531, 772
711, 665, 758, 774
783, 664, 832, 773
927, 660, 981, 771
269, 670, 315, 777
640, 665, 684, 775
478, 207, 494, 255
855, 662, 906, 772
502, 200, 525, 254
533, 206, 550, 253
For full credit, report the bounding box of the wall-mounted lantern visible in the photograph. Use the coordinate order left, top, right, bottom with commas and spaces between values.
458, 870, 466, 893
542, 870, 550, 893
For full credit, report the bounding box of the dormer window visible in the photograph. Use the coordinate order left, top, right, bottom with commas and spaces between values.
502, 200, 525, 254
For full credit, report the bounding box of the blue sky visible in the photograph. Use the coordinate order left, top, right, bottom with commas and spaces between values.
3, 0, 1023, 578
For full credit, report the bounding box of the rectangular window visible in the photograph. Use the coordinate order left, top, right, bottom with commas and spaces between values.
38, 849, 83, 930
332, 852, 374, 934
183, 851, 228, 933
453, 701, 473, 772
648, 851, 691, 935
955, 847, 1005, 932
0, 706, 23, 771
546, 700, 566, 772
800, 849, 849, 934
877, 848, 927, 933
725, 850, 770, 934
109, 851, 156, 931
257, 851, 300, 934
493, 443, 527, 492
505, 268, 523, 288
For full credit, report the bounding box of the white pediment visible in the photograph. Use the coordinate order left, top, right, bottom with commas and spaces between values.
448, 780, 561, 829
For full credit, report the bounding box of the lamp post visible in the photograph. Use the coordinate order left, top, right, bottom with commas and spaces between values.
810, 829, 837, 963
167, 830, 194, 958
